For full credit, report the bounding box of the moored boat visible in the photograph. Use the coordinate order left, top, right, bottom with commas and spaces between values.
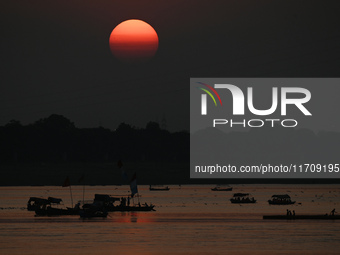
211, 185, 233, 191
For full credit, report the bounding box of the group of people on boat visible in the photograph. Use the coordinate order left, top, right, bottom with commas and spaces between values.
235, 197, 255, 202
273, 197, 291, 203
119, 197, 130, 207
230, 193, 257, 203
285, 208, 337, 218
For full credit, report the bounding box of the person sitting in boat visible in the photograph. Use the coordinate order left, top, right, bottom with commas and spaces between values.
74, 202, 80, 210
120, 197, 126, 207
331, 208, 336, 216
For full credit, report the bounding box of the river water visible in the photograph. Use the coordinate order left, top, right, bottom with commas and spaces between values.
0, 184, 340, 254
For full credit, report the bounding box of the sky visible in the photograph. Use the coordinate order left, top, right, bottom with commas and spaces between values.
1, 1, 340, 132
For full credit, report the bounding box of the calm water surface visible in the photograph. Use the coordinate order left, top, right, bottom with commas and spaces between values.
0, 184, 340, 254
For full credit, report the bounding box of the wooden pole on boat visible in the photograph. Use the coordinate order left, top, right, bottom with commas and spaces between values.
78, 174, 85, 205
62, 176, 73, 208
69, 185, 73, 208
82, 185, 85, 204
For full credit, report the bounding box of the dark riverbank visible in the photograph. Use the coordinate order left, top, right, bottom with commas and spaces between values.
1, 161, 339, 186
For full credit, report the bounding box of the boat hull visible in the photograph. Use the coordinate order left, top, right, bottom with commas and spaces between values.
35, 207, 79, 216
263, 215, 340, 220
106, 205, 155, 212
79, 210, 108, 218
230, 200, 257, 204
211, 188, 233, 191
268, 200, 296, 205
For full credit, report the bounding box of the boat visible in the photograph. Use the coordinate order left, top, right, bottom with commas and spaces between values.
211, 185, 233, 191
268, 194, 295, 205
230, 193, 256, 203
263, 214, 340, 220
149, 185, 170, 191
34, 197, 80, 216
91, 194, 156, 212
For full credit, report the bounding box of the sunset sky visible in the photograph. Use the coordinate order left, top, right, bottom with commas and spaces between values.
1, 1, 339, 131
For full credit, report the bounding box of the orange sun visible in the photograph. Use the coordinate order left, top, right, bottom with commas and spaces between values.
109, 19, 159, 63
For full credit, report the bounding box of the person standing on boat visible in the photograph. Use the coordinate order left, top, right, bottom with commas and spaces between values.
331, 208, 336, 216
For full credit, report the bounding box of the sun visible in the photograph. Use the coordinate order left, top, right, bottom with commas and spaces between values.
109, 19, 159, 63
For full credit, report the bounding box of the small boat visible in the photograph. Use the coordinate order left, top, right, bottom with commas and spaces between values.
230, 193, 256, 204
211, 185, 233, 191
263, 214, 340, 220
149, 185, 170, 191
268, 194, 295, 205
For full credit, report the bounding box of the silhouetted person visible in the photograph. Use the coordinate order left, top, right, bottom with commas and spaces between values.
286, 209, 289, 216
331, 208, 336, 216
75, 203, 80, 210
293, 210, 295, 216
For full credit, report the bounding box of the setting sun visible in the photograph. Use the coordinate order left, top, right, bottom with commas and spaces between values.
109, 19, 159, 63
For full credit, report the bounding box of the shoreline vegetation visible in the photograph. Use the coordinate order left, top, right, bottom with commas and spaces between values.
1, 114, 340, 186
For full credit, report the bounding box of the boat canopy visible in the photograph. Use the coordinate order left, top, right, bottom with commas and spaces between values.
47, 197, 63, 204
271, 194, 291, 199
28, 197, 50, 205
233, 193, 249, 197
94, 194, 120, 202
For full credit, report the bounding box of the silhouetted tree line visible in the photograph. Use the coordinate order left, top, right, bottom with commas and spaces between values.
2, 114, 340, 166
0, 114, 189, 163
